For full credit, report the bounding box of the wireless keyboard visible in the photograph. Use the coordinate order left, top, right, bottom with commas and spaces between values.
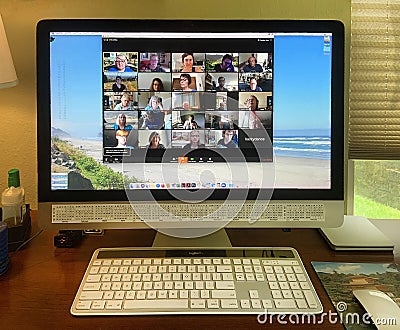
71, 247, 323, 315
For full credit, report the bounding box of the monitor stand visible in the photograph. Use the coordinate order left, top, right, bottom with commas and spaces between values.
152, 229, 232, 248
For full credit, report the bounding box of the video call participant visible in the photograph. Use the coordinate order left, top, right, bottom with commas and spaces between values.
183, 114, 199, 130
214, 54, 235, 72
242, 56, 263, 73
215, 76, 228, 91
114, 93, 132, 110
109, 54, 134, 72
214, 118, 232, 130
113, 113, 133, 130
145, 96, 163, 111
217, 130, 238, 148
179, 74, 195, 91
112, 76, 127, 92
180, 53, 203, 72
240, 95, 262, 129
182, 130, 205, 150
143, 54, 166, 72
115, 129, 133, 148
149, 78, 164, 92
245, 78, 262, 92
141, 111, 164, 130
147, 131, 166, 149
246, 94, 259, 111
182, 101, 191, 110
217, 102, 226, 110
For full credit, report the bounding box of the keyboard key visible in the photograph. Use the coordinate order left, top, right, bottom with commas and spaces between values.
136, 291, 146, 300
296, 274, 307, 282
284, 266, 293, 273
124, 300, 188, 309
215, 281, 234, 290
212, 259, 221, 265
114, 291, 125, 300
101, 283, 111, 291
89, 267, 99, 274
83, 283, 101, 291
303, 290, 318, 308
76, 301, 91, 310
251, 300, 262, 309
212, 290, 236, 299
262, 299, 273, 309
207, 299, 219, 308
104, 291, 114, 300
255, 274, 265, 281
293, 290, 303, 299
282, 290, 293, 299
217, 265, 232, 273
86, 275, 101, 283
79, 291, 103, 300
241, 299, 251, 308
236, 273, 245, 281
190, 299, 206, 309
91, 300, 106, 310
221, 299, 238, 309
200, 290, 210, 299
296, 299, 308, 309
245, 274, 255, 281
272, 290, 282, 299
222, 273, 234, 281
249, 290, 259, 299
126, 291, 135, 299
274, 299, 296, 309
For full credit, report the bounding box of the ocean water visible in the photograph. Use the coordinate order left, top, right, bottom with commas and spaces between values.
273, 136, 331, 160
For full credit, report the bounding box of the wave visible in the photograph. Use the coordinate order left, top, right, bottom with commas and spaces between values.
274, 140, 331, 146
273, 136, 331, 160
274, 136, 330, 141
274, 147, 330, 153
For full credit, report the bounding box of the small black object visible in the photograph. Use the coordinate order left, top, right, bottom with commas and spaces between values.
54, 230, 84, 247
4, 204, 32, 252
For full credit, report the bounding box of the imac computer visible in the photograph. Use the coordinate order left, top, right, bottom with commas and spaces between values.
37, 19, 344, 246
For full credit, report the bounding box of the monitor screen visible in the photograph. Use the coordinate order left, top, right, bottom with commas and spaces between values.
37, 20, 344, 236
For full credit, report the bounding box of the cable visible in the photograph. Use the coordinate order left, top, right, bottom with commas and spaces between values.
9, 229, 44, 255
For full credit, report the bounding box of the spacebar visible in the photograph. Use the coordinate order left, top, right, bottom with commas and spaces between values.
124, 300, 188, 309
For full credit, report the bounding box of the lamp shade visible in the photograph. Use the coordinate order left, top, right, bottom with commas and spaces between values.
0, 14, 17, 89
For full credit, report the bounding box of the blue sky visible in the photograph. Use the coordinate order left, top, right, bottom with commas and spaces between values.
50, 34, 103, 138
273, 35, 332, 133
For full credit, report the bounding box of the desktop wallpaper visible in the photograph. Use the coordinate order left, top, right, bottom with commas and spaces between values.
50, 32, 331, 191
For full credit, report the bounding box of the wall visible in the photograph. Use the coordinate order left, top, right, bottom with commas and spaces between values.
0, 0, 350, 210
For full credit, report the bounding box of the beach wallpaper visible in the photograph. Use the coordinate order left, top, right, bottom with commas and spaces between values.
50, 33, 331, 190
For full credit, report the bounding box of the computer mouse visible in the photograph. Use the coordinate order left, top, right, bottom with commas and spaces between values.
353, 289, 400, 330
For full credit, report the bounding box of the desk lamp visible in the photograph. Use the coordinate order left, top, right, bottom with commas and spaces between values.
0, 14, 18, 89
0, 13, 17, 275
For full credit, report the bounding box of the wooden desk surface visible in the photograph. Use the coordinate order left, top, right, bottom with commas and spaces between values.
0, 211, 394, 330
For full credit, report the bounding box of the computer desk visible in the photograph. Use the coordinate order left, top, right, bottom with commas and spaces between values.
0, 211, 394, 330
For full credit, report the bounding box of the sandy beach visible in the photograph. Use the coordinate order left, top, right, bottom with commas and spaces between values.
65, 137, 330, 189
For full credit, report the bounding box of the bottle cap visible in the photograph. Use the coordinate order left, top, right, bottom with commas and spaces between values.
7, 168, 20, 188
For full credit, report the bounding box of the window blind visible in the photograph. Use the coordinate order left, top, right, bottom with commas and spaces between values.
350, 0, 400, 159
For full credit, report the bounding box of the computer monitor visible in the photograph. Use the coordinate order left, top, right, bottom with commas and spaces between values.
37, 20, 344, 246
